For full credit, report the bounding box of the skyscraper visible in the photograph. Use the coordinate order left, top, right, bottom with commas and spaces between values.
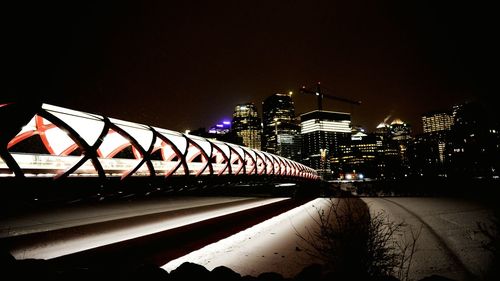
390, 119, 412, 141
300, 110, 351, 178
420, 110, 454, 166
232, 103, 262, 150
446, 101, 500, 178
262, 92, 300, 160
390, 119, 412, 175
339, 127, 379, 178
422, 111, 454, 134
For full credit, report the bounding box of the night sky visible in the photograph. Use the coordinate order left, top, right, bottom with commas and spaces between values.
4, 1, 497, 135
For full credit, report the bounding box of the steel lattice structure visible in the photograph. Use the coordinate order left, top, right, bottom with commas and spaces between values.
0, 103, 318, 181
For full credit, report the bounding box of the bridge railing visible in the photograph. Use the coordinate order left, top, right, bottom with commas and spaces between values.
0, 103, 319, 181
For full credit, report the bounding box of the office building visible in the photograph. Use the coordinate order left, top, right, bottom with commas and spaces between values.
422, 111, 454, 134
232, 103, 262, 150
262, 92, 301, 160
300, 110, 351, 177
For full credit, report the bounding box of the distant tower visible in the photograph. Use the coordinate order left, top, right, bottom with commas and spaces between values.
339, 128, 379, 178
232, 103, 262, 150
421, 110, 454, 164
374, 117, 412, 179
446, 101, 500, 178
375, 122, 391, 142
300, 110, 351, 178
262, 92, 300, 160
390, 118, 412, 141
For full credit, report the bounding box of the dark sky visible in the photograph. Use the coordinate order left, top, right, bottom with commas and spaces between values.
4, 1, 497, 135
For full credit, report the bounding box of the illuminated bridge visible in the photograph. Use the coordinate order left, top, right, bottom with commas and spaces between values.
0, 103, 318, 185
0, 102, 323, 269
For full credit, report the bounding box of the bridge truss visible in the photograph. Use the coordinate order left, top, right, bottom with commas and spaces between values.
0, 103, 318, 181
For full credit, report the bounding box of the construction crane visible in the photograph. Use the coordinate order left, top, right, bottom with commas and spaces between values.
300, 82, 361, 111
299, 82, 361, 177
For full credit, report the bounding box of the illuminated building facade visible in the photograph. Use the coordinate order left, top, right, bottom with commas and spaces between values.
208, 121, 231, 135
390, 119, 412, 141
419, 110, 454, 167
445, 101, 500, 178
409, 103, 500, 178
262, 92, 300, 161
407, 134, 446, 177
372, 118, 412, 179
300, 110, 351, 177
340, 130, 378, 178
232, 103, 262, 150
390, 119, 412, 175
422, 111, 454, 134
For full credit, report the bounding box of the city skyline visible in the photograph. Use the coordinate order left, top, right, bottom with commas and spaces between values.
4, 1, 497, 135
2, 2, 499, 278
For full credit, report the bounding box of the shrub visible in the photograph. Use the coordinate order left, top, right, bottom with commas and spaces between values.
296, 198, 420, 280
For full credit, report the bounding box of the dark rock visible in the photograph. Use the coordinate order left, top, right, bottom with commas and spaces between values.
241, 275, 259, 281
370, 275, 400, 281
294, 263, 323, 281
322, 270, 345, 281
126, 263, 170, 281
257, 272, 284, 281
53, 266, 95, 281
0, 251, 16, 278
418, 275, 457, 281
0, 250, 16, 266
12, 258, 57, 280
169, 262, 210, 281
211, 266, 241, 281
